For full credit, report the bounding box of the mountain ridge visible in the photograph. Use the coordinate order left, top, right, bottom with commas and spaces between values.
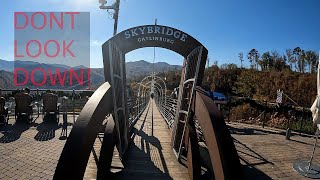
0, 59, 181, 89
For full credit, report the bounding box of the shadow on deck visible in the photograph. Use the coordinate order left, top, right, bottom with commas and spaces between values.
85, 100, 189, 180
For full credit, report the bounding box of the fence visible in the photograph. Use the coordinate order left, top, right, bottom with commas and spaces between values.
154, 96, 177, 128
227, 97, 315, 134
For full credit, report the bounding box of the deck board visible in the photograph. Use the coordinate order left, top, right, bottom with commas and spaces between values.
83, 99, 189, 179
110, 99, 189, 179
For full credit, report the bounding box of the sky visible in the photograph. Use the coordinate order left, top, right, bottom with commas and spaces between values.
1, 0, 320, 68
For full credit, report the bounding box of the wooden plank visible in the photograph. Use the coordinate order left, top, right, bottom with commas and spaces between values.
112, 99, 189, 179
84, 99, 189, 179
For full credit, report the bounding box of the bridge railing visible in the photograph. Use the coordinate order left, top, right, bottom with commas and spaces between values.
127, 95, 149, 129
48, 80, 243, 179
33, 77, 243, 180
186, 87, 242, 179
154, 95, 177, 128
53, 81, 150, 179
0, 88, 94, 123
53, 82, 114, 179
154, 87, 243, 179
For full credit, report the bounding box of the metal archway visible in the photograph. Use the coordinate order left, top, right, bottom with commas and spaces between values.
102, 24, 208, 156
139, 75, 167, 93
54, 23, 242, 180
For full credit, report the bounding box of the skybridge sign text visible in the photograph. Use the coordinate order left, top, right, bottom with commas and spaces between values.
124, 25, 188, 45
107, 24, 204, 58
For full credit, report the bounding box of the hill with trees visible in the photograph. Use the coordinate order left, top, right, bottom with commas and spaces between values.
152, 47, 318, 106
146, 47, 319, 133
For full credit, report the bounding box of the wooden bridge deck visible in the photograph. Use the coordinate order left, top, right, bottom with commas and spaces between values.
114, 100, 188, 179
84, 99, 189, 179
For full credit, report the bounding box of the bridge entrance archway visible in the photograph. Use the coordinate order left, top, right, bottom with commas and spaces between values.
102, 24, 208, 157
54, 24, 243, 180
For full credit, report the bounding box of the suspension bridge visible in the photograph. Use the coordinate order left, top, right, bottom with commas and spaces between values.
50, 24, 242, 179
1, 24, 319, 180
0, 24, 243, 180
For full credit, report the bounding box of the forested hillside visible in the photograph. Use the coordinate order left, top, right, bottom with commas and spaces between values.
143, 47, 319, 133
152, 64, 316, 107
153, 47, 319, 107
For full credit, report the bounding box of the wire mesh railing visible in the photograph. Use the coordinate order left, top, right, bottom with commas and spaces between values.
127, 95, 149, 129
154, 95, 177, 128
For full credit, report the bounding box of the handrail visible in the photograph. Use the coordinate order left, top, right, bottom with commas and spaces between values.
127, 86, 149, 129
154, 95, 177, 128
53, 82, 114, 179
188, 87, 242, 179
153, 86, 242, 179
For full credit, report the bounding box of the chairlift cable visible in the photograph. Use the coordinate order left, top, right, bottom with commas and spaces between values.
153, 18, 157, 78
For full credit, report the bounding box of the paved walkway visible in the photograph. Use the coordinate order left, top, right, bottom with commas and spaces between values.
0, 114, 74, 180
229, 122, 320, 179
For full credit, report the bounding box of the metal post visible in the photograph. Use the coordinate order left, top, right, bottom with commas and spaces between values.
36, 88, 40, 116
36, 88, 38, 100
145, 91, 147, 107
286, 110, 294, 140
300, 107, 305, 135
144, 91, 146, 108
228, 104, 231, 123
72, 89, 75, 124
62, 96, 68, 138
308, 129, 319, 170
137, 93, 139, 117
63, 96, 68, 123
262, 100, 266, 128
151, 96, 154, 136
293, 126, 320, 178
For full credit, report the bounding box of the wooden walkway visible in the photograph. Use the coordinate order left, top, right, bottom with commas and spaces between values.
84, 99, 189, 179
113, 100, 188, 179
